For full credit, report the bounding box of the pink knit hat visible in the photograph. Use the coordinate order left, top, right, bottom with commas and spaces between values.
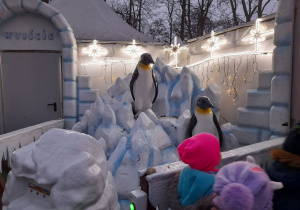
178, 133, 220, 172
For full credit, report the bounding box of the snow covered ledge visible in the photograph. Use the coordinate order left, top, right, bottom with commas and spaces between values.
142, 137, 285, 209
0, 119, 64, 171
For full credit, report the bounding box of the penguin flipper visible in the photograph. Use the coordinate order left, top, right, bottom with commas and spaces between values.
213, 113, 223, 146
188, 114, 197, 137
130, 68, 139, 101
152, 69, 158, 103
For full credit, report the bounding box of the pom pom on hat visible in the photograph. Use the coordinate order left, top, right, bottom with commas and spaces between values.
178, 133, 220, 171
213, 161, 273, 210
213, 183, 254, 210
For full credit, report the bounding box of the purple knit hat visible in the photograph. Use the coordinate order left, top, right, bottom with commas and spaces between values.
213, 161, 273, 210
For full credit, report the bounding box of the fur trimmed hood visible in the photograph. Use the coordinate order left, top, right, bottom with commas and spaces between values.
271, 149, 300, 168
268, 149, 300, 190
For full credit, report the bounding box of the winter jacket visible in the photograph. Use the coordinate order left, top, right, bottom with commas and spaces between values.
267, 149, 300, 210
168, 170, 216, 210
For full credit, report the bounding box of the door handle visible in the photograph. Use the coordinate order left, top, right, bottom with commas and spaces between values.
47, 102, 57, 112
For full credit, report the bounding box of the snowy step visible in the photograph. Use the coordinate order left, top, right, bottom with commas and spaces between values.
77, 76, 92, 89
237, 108, 270, 129
258, 70, 273, 89
78, 89, 99, 102
78, 103, 93, 115
246, 89, 271, 108
232, 126, 271, 146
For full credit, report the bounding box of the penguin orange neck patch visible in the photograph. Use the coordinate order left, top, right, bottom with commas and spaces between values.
139, 63, 151, 70
196, 106, 212, 114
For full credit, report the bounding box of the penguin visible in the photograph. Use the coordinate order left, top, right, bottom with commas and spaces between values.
188, 96, 223, 146
130, 53, 158, 116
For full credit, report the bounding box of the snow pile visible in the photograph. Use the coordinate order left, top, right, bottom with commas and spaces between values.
72, 58, 222, 207
220, 123, 239, 151
2, 129, 119, 210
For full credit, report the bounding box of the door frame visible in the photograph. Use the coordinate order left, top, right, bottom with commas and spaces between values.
0, 2, 78, 130
0, 53, 4, 134
0, 50, 63, 134
291, 1, 300, 126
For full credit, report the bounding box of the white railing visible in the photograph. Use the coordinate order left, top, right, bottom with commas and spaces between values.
0, 120, 64, 172
141, 137, 284, 210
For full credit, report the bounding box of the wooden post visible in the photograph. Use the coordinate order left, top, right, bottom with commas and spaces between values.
140, 167, 156, 210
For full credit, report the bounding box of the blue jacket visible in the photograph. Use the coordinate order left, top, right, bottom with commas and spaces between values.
178, 166, 215, 207
267, 161, 300, 210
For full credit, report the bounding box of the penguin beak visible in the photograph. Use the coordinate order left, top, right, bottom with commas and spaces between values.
140, 53, 155, 65
149, 57, 155, 64
207, 102, 214, 109
197, 98, 214, 109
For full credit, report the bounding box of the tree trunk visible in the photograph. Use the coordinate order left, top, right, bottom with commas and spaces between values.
197, 0, 213, 36
138, 0, 143, 32
166, 0, 175, 44
187, 0, 192, 39
229, 0, 239, 25
129, 0, 132, 25
241, 0, 250, 22
180, 0, 186, 41
241, 0, 258, 22
170, 19, 173, 44
258, 0, 272, 18
258, 0, 262, 17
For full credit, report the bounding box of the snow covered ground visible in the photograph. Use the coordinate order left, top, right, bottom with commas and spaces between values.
2, 129, 120, 210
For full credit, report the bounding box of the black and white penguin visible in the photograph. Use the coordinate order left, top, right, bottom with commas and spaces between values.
130, 53, 158, 116
188, 96, 223, 145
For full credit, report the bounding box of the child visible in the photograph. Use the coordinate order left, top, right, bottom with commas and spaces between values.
213, 156, 283, 210
267, 122, 300, 210
169, 133, 221, 209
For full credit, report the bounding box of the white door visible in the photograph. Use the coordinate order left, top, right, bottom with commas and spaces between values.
1, 52, 62, 133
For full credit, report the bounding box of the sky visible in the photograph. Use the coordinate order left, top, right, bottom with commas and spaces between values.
105, 0, 279, 23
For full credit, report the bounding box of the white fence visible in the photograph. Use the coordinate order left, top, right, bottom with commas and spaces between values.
142, 137, 284, 209
0, 120, 64, 172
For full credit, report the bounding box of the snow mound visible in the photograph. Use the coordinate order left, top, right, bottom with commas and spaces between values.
221, 123, 240, 151
2, 129, 120, 210
72, 58, 221, 208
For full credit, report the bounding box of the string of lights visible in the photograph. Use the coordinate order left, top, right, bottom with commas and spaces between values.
201, 30, 226, 58
164, 36, 188, 67
80, 19, 274, 102
171, 18, 274, 102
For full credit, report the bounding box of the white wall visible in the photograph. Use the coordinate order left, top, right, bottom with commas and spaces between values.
75, 17, 275, 127
77, 42, 169, 94
178, 18, 275, 125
